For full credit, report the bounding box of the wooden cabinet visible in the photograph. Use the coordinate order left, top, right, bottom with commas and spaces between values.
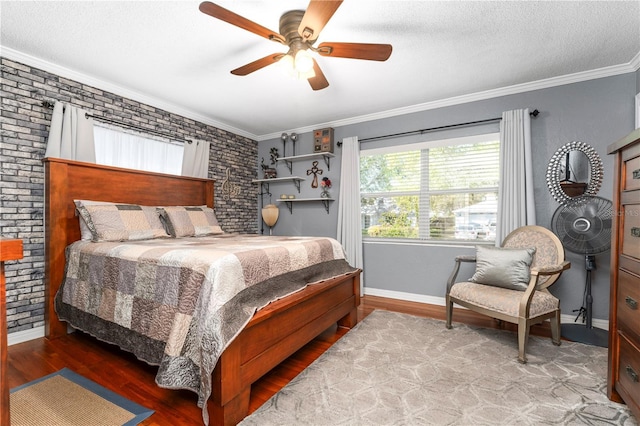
1, 238, 24, 426
607, 128, 640, 419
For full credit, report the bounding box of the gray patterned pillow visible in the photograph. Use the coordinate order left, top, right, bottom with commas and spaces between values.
158, 205, 223, 237
469, 245, 536, 291
75, 200, 169, 242
75, 199, 116, 240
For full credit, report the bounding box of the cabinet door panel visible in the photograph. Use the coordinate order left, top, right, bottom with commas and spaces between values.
625, 155, 640, 191
618, 269, 640, 347
617, 335, 640, 414
622, 203, 640, 260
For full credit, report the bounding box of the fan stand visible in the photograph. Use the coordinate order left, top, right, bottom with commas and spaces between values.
560, 254, 608, 347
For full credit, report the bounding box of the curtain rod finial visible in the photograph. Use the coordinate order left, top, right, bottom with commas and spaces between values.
530, 109, 539, 117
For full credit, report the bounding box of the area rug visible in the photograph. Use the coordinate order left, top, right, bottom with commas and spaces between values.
10, 368, 154, 425
241, 310, 638, 426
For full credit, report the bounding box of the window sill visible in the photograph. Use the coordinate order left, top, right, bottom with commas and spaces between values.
362, 238, 496, 248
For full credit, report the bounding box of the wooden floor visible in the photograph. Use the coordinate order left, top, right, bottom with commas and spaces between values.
6, 296, 553, 425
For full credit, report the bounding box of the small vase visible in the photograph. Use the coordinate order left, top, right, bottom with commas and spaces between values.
320, 189, 330, 198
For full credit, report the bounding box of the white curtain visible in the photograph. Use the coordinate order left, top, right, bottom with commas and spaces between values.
337, 136, 364, 294
181, 139, 211, 178
94, 125, 183, 175
44, 101, 96, 162
496, 108, 536, 244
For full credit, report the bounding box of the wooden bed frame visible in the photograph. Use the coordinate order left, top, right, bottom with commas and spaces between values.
44, 157, 361, 425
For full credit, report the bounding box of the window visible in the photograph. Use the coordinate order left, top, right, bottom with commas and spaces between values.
93, 125, 184, 175
360, 133, 500, 242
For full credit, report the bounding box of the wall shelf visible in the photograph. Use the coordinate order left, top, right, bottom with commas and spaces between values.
254, 156, 336, 216
277, 152, 335, 174
277, 198, 334, 214
252, 176, 305, 193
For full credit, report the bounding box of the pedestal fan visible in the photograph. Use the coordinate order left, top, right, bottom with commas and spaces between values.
551, 195, 613, 347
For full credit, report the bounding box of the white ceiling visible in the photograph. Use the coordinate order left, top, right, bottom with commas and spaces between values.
1, 1, 639, 141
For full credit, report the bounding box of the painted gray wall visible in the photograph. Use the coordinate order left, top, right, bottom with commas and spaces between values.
258, 73, 637, 323
636, 68, 640, 128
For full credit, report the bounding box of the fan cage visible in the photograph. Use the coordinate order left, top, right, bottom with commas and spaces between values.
551, 195, 612, 255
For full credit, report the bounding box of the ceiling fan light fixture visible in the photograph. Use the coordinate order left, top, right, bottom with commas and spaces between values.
278, 51, 315, 80
294, 49, 314, 73
278, 53, 295, 76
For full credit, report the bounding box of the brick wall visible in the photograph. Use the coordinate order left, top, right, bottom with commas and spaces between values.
0, 57, 258, 334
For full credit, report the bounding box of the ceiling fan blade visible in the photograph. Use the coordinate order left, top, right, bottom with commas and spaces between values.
298, 0, 343, 42
231, 53, 284, 76
317, 42, 392, 61
199, 2, 285, 43
308, 59, 329, 91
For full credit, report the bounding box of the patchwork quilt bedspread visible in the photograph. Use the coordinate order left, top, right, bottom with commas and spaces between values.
55, 233, 356, 418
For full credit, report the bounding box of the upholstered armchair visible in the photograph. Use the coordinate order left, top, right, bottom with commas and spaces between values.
445, 226, 570, 363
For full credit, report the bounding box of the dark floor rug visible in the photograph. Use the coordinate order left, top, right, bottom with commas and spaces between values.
241, 310, 637, 425
10, 367, 154, 425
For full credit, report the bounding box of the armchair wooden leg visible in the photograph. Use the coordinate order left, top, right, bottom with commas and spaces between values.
518, 320, 530, 364
445, 296, 453, 329
551, 310, 561, 346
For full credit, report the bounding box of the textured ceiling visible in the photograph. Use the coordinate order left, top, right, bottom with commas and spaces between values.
1, 1, 639, 140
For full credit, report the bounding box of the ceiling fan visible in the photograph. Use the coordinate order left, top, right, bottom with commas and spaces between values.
199, 1, 393, 90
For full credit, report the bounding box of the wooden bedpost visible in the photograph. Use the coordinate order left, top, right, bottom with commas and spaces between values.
209, 341, 251, 426
338, 271, 360, 328
44, 159, 71, 339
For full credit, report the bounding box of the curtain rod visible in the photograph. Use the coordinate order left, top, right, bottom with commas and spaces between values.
41, 100, 193, 144
336, 109, 539, 147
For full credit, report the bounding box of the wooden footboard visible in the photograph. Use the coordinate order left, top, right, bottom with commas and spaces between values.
210, 269, 360, 425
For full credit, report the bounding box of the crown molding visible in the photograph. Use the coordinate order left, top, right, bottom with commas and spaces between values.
0, 46, 258, 140
630, 50, 640, 71
259, 54, 640, 141
3, 45, 637, 143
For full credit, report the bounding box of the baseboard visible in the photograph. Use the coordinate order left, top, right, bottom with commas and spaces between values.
364, 287, 446, 307
560, 313, 609, 331
8, 325, 45, 346
363, 287, 609, 331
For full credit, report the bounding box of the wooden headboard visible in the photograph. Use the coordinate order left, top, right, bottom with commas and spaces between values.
43, 158, 215, 338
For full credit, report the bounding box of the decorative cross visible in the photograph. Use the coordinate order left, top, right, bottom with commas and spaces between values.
306, 160, 323, 188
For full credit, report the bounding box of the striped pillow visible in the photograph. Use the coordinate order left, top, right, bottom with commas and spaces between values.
75, 200, 169, 242
159, 206, 223, 237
